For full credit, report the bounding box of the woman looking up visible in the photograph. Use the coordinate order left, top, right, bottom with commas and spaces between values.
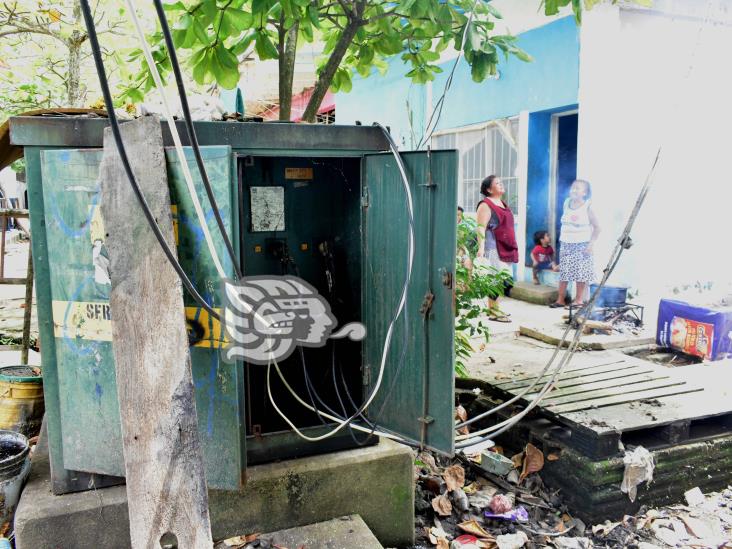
475, 175, 518, 322
550, 179, 601, 308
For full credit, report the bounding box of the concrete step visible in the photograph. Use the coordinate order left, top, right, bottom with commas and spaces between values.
509, 281, 559, 305
15, 438, 414, 548
226, 515, 383, 549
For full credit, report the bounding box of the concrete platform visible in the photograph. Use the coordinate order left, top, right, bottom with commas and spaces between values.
15, 438, 414, 548
219, 515, 383, 549
509, 281, 558, 305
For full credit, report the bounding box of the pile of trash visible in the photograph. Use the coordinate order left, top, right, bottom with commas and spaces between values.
413, 443, 586, 549
411, 444, 732, 549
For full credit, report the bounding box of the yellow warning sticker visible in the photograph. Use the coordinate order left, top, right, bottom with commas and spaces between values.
285, 167, 313, 180
52, 300, 113, 342
51, 301, 227, 348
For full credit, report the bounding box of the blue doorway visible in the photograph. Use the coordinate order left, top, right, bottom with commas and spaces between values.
553, 113, 578, 250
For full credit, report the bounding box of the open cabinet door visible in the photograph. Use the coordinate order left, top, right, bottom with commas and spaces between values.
362, 150, 457, 454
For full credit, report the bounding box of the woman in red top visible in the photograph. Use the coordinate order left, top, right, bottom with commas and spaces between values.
475, 175, 518, 322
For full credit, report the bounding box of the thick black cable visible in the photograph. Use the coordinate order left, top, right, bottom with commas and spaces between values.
151, 0, 243, 280
79, 0, 220, 321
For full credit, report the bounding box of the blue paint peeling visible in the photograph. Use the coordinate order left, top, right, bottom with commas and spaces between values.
50, 185, 100, 239
94, 382, 103, 404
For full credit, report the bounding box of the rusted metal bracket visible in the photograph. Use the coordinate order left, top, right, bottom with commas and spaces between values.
419, 291, 435, 317
441, 269, 453, 289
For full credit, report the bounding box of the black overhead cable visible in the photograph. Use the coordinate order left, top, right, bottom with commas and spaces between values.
152, 0, 243, 281
79, 0, 220, 321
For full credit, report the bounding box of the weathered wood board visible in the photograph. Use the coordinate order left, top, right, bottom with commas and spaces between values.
100, 117, 213, 548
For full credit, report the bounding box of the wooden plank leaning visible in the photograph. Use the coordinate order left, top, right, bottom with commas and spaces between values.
100, 116, 213, 548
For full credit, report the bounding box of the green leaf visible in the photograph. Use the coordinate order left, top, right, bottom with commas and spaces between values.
301, 21, 314, 42
280, 0, 293, 18
513, 48, 533, 63
192, 19, 210, 44
212, 46, 240, 88
188, 46, 208, 67
252, 0, 271, 15
484, 2, 502, 18
466, 22, 482, 52
254, 31, 279, 60
125, 87, 145, 103
359, 44, 374, 65
231, 29, 257, 55
163, 1, 186, 11
224, 9, 253, 31
307, 4, 320, 28
339, 69, 352, 92
192, 51, 211, 84
216, 44, 239, 69
172, 12, 193, 30
199, 0, 219, 25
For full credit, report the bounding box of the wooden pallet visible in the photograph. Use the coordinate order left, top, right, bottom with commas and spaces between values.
481, 356, 732, 458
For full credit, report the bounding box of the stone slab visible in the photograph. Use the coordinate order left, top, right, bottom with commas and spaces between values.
15, 438, 414, 548
245, 515, 382, 549
509, 281, 558, 305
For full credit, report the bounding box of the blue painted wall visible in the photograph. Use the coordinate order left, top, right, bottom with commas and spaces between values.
337, 16, 580, 140
336, 61, 427, 149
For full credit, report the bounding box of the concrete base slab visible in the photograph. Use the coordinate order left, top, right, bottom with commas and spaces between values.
509, 281, 558, 305
217, 515, 383, 549
15, 439, 414, 549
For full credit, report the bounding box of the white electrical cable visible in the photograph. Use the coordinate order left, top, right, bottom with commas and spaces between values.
266, 362, 403, 442
126, 0, 227, 279
266, 126, 416, 442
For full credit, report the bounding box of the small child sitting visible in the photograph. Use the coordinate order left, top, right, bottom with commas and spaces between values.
531, 230, 558, 284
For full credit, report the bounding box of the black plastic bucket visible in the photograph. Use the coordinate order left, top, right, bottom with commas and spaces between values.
0, 430, 30, 481
590, 284, 629, 308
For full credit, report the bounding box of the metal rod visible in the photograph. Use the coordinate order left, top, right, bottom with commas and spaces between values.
21, 245, 33, 365
0, 278, 29, 285
0, 215, 6, 279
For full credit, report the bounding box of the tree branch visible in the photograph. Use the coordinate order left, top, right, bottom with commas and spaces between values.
335, 0, 353, 18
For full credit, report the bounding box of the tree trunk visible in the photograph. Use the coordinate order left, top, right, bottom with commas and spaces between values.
278, 22, 299, 121
301, 18, 360, 123
66, 3, 85, 107
66, 40, 83, 107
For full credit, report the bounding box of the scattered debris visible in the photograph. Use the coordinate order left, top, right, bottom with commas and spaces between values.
684, 486, 705, 506
484, 507, 529, 523
479, 452, 515, 477
551, 536, 593, 548
413, 447, 732, 549
519, 444, 544, 481
620, 446, 655, 502
433, 494, 454, 517
495, 531, 528, 548
444, 465, 467, 492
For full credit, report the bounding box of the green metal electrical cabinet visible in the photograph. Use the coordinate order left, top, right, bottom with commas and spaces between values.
10, 116, 458, 495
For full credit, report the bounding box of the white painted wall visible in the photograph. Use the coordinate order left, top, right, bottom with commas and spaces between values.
577, 1, 732, 303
